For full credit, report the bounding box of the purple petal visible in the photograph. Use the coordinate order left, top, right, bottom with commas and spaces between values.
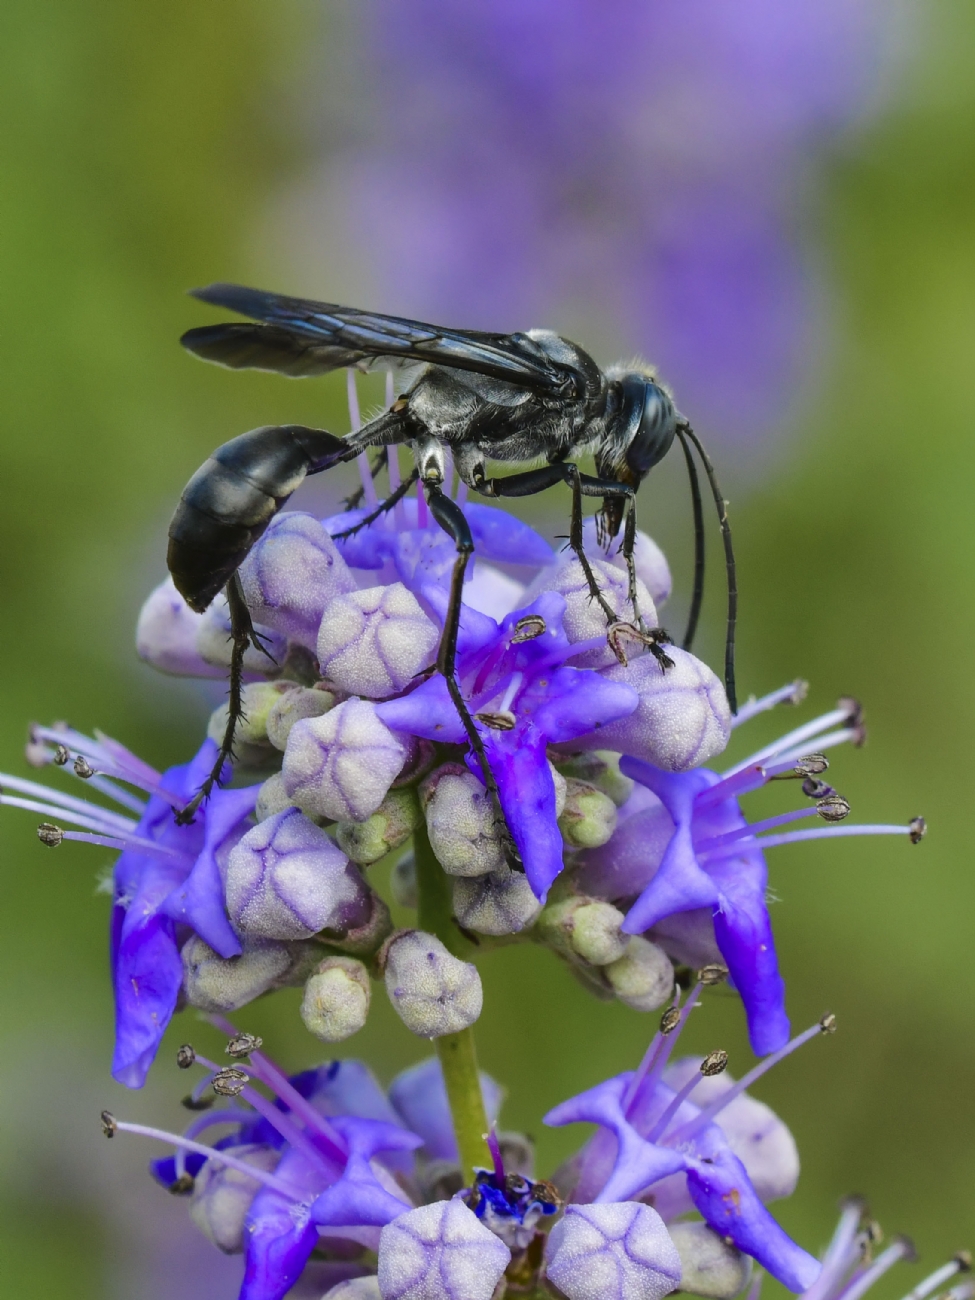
375, 675, 467, 747
530, 667, 638, 742
686, 1148, 819, 1293
311, 1118, 420, 1228
465, 503, 554, 567
483, 733, 564, 899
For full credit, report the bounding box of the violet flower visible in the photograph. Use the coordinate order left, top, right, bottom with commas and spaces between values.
570, 686, 925, 1055
294, 0, 904, 451
1, 725, 258, 1087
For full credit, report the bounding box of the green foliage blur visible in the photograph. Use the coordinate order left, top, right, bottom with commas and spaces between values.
1, 3, 973, 1297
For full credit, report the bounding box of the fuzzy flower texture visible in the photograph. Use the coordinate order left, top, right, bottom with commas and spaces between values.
1, 443, 934, 1300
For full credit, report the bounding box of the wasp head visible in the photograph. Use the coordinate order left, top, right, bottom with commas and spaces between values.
595, 367, 678, 538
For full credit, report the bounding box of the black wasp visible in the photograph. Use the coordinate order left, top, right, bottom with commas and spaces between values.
169, 283, 737, 835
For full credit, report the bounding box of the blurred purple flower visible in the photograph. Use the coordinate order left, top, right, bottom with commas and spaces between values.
293, 0, 906, 451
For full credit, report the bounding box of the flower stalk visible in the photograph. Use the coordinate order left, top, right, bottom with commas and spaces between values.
414, 817, 490, 1181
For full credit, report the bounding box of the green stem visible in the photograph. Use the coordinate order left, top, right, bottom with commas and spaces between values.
413, 820, 490, 1183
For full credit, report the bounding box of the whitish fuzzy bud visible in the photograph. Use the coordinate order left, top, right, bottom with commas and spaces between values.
182, 935, 292, 1013
255, 772, 294, 823
336, 787, 421, 866
327, 890, 394, 958
378, 1200, 510, 1300
522, 555, 657, 670
578, 647, 731, 771
583, 518, 672, 608
238, 511, 357, 648
604, 936, 674, 1011
383, 931, 482, 1037
207, 681, 295, 764
559, 778, 618, 849
225, 808, 371, 942
667, 1223, 751, 1300
556, 750, 635, 807
545, 1202, 682, 1300
195, 592, 287, 672
266, 684, 336, 751
283, 698, 409, 822
452, 866, 542, 936
189, 1143, 281, 1253
537, 897, 627, 966
135, 577, 224, 678
322, 1279, 382, 1300
420, 765, 505, 877
300, 956, 371, 1042
318, 582, 439, 699
390, 852, 418, 909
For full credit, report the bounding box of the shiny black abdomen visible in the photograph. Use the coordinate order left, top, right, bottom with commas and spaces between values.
167, 424, 347, 612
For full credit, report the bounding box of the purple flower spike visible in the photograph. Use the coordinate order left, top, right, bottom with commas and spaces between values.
283, 699, 409, 822
377, 1200, 511, 1300
685, 1147, 819, 1293
318, 583, 439, 699
544, 1202, 682, 1300
225, 808, 372, 942
575, 649, 731, 772
135, 577, 225, 678
239, 511, 357, 648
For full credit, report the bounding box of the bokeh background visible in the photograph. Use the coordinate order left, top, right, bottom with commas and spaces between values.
1, 2, 973, 1297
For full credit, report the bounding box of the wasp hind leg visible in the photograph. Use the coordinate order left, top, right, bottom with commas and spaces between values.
176, 574, 277, 825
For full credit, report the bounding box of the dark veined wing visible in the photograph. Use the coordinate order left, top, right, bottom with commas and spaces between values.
180, 283, 572, 395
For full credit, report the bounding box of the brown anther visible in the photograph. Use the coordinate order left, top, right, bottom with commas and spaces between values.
865, 1219, 884, 1247
100, 1110, 117, 1138
660, 1006, 681, 1035
838, 696, 867, 745
820, 1013, 837, 1034
954, 1251, 973, 1272
474, 710, 517, 731
700, 1049, 729, 1077
510, 615, 547, 644
169, 1173, 195, 1196
796, 754, 829, 777
176, 1044, 196, 1070
698, 963, 729, 986
53, 744, 70, 766
73, 755, 94, 779
802, 777, 836, 800
212, 1067, 248, 1097
226, 1032, 263, 1059
37, 822, 64, 847
181, 1094, 214, 1111
909, 816, 927, 844
786, 680, 809, 705
817, 795, 851, 822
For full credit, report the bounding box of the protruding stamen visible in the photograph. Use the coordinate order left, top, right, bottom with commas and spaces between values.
698, 965, 729, 986
701, 1050, 729, 1076
666, 1018, 831, 1146
696, 805, 832, 855
176, 1044, 196, 1070
698, 822, 920, 864
909, 817, 927, 844
769, 754, 829, 781
646, 1049, 729, 1143
841, 1238, 916, 1300
898, 1253, 973, 1300
724, 701, 862, 778
53, 744, 70, 766
0, 771, 137, 832
101, 1109, 117, 1137
485, 1125, 505, 1185
212, 1067, 248, 1097
731, 680, 808, 727
226, 1032, 263, 1059
695, 765, 768, 810
817, 796, 851, 822
624, 983, 704, 1117
37, 823, 63, 846
104, 1117, 295, 1197
74, 755, 94, 779
660, 1006, 681, 1035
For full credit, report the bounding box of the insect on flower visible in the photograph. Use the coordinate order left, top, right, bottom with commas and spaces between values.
169, 284, 738, 833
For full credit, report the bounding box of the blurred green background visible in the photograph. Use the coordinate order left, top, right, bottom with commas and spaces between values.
1, 3, 973, 1297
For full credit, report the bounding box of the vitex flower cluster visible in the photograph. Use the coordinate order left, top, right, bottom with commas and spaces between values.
0, 385, 952, 1300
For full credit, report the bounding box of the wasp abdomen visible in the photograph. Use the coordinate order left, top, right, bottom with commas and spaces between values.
167, 424, 347, 613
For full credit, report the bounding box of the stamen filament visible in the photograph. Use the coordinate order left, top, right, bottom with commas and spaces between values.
772, 728, 860, 766
724, 706, 854, 777
31, 726, 178, 808
60, 830, 185, 860
112, 1121, 295, 1198
645, 1069, 708, 1143
898, 1257, 972, 1300
698, 824, 913, 863
665, 1021, 825, 1146
695, 765, 768, 810
0, 774, 137, 831
802, 1198, 870, 1300
838, 1238, 915, 1300
498, 672, 523, 716
83, 774, 147, 815
624, 984, 701, 1116
696, 806, 823, 853
731, 681, 808, 727
175, 1110, 248, 1179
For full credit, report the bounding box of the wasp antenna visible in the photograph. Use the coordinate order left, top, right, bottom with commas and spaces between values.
678, 424, 737, 715
676, 427, 705, 652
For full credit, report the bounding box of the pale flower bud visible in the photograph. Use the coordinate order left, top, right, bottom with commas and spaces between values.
383, 930, 483, 1037
238, 511, 357, 648
135, 577, 224, 678
420, 765, 505, 877
390, 852, 418, 909
300, 956, 371, 1042
318, 582, 439, 698
523, 555, 657, 669
559, 778, 618, 849
283, 698, 409, 822
255, 772, 294, 823
266, 684, 336, 751
544, 1202, 681, 1300
182, 935, 293, 1013
604, 936, 674, 1011
189, 1143, 281, 1253
378, 1200, 510, 1300
582, 518, 672, 608
667, 1223, 751, 1300
537, 897, 628, 967
225, 808, 371, 942
207, 681, 295, 765
556, 750, 635, 807
452, 866, 542, 936
322, 1279, 382, 1300
336, 787, 421, 866
195, 591, 287, 672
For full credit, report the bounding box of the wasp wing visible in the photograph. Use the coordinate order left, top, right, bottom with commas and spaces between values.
181, 283, 569, 395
